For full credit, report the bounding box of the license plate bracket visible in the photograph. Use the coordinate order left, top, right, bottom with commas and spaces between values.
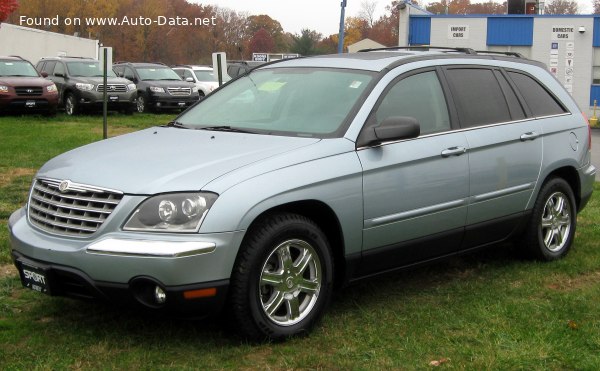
19, 262, 50, 295
25, 100, 36, 107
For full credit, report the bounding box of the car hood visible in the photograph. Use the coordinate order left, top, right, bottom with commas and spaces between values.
72, 77, 133, 85
0, 76, 54, 86
140, 80, 194, 88
36, 127, 321, 194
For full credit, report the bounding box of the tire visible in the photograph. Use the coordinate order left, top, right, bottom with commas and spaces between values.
522, 177, 577, 261
64, 93, 78, 116
136, 95, 147, 113
229, 213, 334, 341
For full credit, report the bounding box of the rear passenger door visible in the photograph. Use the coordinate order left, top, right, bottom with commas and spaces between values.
358, 69, 469, 275
443, 66, 542, 248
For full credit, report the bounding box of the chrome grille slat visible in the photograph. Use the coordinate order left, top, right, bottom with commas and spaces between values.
33, 183, 121, 205
167, 87, 191, 96
16, 86, 44, 96
96, 84, 127, 93
28, 178, 123, 236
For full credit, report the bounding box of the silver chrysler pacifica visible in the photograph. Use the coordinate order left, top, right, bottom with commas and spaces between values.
9, 47, 596, 340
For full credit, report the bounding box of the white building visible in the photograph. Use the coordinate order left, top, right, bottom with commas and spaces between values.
398, 3, 599, 115
0, 23, 99, 64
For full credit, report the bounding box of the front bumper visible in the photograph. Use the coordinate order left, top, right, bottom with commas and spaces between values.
74, 90, 137, 109
8, 207, 243, 314
147, 93, 199, 110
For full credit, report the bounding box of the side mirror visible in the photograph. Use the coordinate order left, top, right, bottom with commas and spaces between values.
40, 71, 48, 78
358, 116, 420, 147
185, 77, 194, 82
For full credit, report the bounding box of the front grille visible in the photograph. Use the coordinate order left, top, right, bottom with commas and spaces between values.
168, 87, 191, 96
97, 84, 127, 93
28, 178, 123, 237
15, 86, 43, 96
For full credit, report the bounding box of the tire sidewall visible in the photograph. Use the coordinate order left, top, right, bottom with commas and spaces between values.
242, 216, 333, 340
531, 178, 577, 260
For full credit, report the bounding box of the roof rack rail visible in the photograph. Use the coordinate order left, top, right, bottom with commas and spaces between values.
8, 55, 27, 61
358, 46, 477, 54
473, 50, 524, 58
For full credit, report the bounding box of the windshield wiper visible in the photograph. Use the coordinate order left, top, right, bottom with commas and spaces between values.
164, 121, 190, 129
199, 126, 256, 134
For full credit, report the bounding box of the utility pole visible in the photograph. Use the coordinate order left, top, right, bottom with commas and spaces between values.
337, 0, 347, 54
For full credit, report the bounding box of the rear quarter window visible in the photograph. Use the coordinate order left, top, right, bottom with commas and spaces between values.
507, 71, 566, 117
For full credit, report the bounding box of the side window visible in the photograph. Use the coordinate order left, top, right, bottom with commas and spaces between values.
41, 61, 56, 75
53, 62, 65, 76
496, 71, 526, 121
374, 71, 450, 136
507, 71, 566, 117
183, 70, 193, 80
124, 67, 135, 80
446, 68, 511, 128
113, 66, 124, 77
173, 69, 184, 78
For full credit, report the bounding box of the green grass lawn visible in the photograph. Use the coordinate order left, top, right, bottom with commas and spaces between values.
1, 114, 599, 369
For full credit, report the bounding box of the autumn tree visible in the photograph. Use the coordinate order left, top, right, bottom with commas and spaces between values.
427, 0, 472, 15
593, 0, 600, 13
468, 1, 506, 14
248, 28, 275, 54
246, 14, 286, 51
0, 0, 19, 23
544, 0, 578, 14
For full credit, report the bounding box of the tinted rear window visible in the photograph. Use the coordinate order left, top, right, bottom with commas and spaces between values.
445, 68, 512, 128
507, 71, 566, 117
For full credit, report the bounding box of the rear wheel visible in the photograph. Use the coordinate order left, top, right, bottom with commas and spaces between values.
522, 177, 577, 261
229, 213, 333, 341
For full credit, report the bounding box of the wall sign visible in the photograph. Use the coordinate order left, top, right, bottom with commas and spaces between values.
448, 25, 469, 39
551, 26, 574, 41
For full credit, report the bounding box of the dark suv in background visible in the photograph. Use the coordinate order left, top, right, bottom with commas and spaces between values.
113, 62, 200, 113
0, 56, 58, 116
36, 57, 137, 115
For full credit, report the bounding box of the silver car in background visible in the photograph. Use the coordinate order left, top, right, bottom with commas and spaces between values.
9, 48, 596, 340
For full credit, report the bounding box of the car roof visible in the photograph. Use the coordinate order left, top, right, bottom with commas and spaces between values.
114, 62, 170, 68
261, 48, 544, 73
0, 56, 29, 62
173, 65, 212, 71
40, 56, 97, 62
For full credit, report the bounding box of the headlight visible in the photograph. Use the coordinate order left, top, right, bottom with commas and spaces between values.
149, 86, 165, 93
127, 83, 136, 91
75, 83, 94, 91
123, 192, 218, 232
46, 84, 57, 92
0, 85, 8, 93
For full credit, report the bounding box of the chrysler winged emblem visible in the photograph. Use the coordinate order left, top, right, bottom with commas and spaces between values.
58, 180, 71, 193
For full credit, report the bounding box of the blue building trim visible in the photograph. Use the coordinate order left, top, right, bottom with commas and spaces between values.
594, 17, 600, 47
487, 17, 534, 46
409, 16, 431, 45
591, 86, 600, 107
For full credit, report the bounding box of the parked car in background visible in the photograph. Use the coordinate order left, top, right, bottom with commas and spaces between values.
35, 57, 137, 115
9, 48, 595, 341
113, 62, 200, 113
0, 56, 58, 116
172, 65, 219, 97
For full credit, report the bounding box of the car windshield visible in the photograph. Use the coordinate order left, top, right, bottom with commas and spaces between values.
66, 62, 116, 77
178, 68, 374, 137
194, 70, 215, 82
0, 61, 39, 77
137, 67, 181, 81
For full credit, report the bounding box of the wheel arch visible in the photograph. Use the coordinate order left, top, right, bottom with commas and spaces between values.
241, 200, 347, 288
542, 166, 582, 211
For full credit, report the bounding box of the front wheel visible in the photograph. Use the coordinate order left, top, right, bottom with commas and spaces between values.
64, 93, 78, 116
229, 213, 333, 341
136, 95, 147, 113
522, 178, 577, 261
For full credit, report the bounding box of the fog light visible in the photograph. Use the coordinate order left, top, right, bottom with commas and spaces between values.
156, 102, 162, 107
154, 285, 167, 304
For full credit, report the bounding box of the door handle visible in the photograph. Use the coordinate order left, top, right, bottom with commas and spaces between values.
520, 132, 539, 141
441, 146, 467, 158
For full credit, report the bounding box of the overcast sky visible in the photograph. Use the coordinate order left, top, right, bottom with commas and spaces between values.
196, 0, 594, 36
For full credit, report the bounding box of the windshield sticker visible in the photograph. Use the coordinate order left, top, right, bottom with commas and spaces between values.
258, 81, 287, 92
349, 81, 362, 89
4, 63, 14, 66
